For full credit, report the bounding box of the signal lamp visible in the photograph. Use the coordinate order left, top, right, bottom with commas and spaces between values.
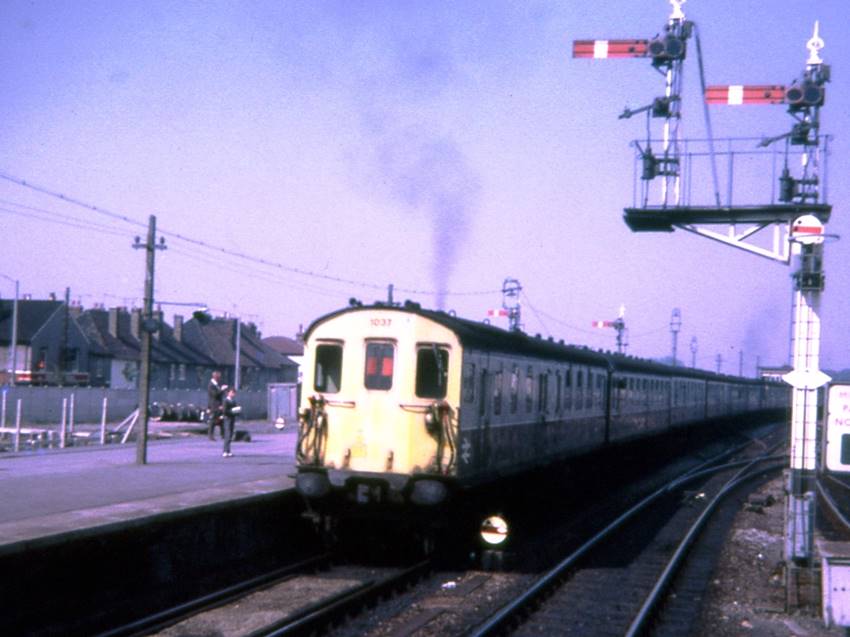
790, 122, 813, 146
785, 81, 824, 109
642, 152, 658, 180
779, 169, 796, 203
651, 97, 671, 118
648, 35, 685, 64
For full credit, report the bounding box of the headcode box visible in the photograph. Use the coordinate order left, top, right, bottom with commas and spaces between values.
825, 383, 850, 472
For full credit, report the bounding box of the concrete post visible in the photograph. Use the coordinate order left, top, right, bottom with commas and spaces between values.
60, 397, 68, 448
69, 392, 75, 433
14, 399, 21, 453
785, 241, 828, 568
100, 397, 108, 445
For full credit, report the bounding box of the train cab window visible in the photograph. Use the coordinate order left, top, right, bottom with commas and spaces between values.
365, 342, 394, 390
415, 346, 449, 398
315, 343, 343, 393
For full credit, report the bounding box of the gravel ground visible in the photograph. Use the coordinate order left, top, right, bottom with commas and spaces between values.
695, 476, 845, 636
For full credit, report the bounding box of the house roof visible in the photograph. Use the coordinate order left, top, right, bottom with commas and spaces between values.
0, 300, 63, 344
78, 309, 214, 365
263, 335, 304, 357
183, 318, 293, 369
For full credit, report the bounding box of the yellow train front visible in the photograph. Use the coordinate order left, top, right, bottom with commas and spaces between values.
295, 303, 462, 510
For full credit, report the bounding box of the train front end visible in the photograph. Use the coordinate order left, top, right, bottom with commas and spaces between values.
295, 306, 462, 511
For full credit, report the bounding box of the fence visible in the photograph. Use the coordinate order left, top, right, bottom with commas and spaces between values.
0, 386, 269, 425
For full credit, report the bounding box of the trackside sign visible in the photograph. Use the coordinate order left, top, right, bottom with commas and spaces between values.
825, 383, 850, 472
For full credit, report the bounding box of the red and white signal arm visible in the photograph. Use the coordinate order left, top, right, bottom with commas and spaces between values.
791, 214, 825, 245
825, 383, 850, 472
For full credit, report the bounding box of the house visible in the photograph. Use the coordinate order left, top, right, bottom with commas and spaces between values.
182, 317, 297, 390
263, 334, 304, 381
77, 307, 216, 389
2, 297, 296, 392
0, 298, 91, 385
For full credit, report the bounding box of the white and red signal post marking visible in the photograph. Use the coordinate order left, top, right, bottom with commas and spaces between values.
704, 84, 786, 105
572, 39, 648, 59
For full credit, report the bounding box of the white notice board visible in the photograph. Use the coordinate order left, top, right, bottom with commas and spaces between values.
826, 383, 850, 472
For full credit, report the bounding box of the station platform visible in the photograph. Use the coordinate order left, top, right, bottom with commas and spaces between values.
0, 422, 298, 551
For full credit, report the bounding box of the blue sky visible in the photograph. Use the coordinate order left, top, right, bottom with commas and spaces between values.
1, 0, 848, 373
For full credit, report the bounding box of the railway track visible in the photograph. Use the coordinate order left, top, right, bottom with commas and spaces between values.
470, 431, 785, 636
98, 556, 431, 637
98, 425, 786, 637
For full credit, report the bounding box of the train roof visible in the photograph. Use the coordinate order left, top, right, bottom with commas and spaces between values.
304, 303, 769, 385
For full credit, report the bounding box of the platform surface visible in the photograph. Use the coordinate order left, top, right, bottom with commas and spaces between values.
0, 422, 298, 549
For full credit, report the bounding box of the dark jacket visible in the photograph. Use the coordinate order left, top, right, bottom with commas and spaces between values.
208, 378, 225, 412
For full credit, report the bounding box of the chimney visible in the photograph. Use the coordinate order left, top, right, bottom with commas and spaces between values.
49, 292, 57, 301
152, 310, 164, 340
108, 308, 120, 337
68, 305, 82, 319
130, 309, 141, 340
174, 315, 184, 343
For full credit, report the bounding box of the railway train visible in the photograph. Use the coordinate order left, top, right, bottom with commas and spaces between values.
295, 301, 787, 524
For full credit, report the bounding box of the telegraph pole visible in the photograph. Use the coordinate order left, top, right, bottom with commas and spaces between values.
133, 215, 166, 465
234, 317, 241, 391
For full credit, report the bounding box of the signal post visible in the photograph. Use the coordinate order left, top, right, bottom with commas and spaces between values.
574, 1, 834, 609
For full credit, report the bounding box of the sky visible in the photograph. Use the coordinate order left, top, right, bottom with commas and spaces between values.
1, 0, 848, 375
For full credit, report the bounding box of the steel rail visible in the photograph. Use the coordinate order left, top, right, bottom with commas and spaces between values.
470, 442, 784, 636
95, 554, 331, 637
625, 459, 785, 636
817, 477, 850, 533
254, 558, 432, 637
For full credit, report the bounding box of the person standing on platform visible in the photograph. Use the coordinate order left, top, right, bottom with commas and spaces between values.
222, 387, 240, 457
207, 370, 227, 440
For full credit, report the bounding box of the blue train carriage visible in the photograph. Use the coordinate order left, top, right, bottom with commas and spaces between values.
295, 302, 788, 511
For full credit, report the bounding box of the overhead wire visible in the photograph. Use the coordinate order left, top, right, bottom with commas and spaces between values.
0, 170, 500, 298
0, 205, 131, 239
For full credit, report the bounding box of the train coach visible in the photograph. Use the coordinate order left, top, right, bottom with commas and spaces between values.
295, 301, 787, 511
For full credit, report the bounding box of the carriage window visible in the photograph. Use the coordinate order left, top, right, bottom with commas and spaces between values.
576, 369, 584, 410
555, 371, 562, 413
538, 372, 549, 413
365, 342, 394, 390
504, 365, 515, 413
416, 346, 449, 398
525, 367, 534, 413
315, 343, 343, 393
494, 371, 503, 415
462, 362, 476, 403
